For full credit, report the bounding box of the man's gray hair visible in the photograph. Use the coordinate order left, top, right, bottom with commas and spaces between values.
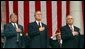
10, 13, 16, 18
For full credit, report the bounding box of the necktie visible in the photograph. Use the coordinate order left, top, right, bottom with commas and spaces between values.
14, 23, 19, 42
38, 22, 41, 27
14, 23, 16, 29
70, 26, 74, 32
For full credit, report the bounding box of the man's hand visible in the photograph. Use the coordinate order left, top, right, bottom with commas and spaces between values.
56, 33, 61, 40
72, 31, 79, 36
16, 28, 22, 32
39, 27, 45, 31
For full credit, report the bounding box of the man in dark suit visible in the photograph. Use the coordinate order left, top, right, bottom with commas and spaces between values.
28, 11, 49, 48
60, 15, 81, 48
3, 13, 23, 48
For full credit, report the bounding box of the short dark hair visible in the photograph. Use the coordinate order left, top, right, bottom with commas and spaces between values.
10, 13, 16, 18
34, 10, 41, 16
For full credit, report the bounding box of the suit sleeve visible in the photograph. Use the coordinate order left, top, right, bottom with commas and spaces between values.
45, 26, 50, 48
4, 24, 17, 38
28, 24, 40, 37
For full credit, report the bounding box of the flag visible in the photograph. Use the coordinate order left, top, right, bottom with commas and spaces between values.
1, 1, 84, 37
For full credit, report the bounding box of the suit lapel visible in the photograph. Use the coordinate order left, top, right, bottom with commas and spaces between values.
66, 24, 73, 34
74, 26, 77, 31
34, 21, 39, 27
41, 23, 44, 27
66, 25, 71, 31
9, 23, 16, 29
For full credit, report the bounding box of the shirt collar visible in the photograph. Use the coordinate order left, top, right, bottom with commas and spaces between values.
11, 23, 18, 28
36, 20, 41, 24
69, 25, 74, 30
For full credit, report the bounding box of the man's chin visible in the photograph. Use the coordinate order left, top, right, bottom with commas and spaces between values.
37, 19, 41, 21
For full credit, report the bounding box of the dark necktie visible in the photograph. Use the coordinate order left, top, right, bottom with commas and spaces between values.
14, 23, 16, 29
70, 26, 74, 32
38, 22, 41, 27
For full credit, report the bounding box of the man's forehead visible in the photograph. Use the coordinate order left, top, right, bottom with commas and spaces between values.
10, 13, 17, 18
67, 15, 73, 18
36, 11, 41, 13
12, 14, 17, 17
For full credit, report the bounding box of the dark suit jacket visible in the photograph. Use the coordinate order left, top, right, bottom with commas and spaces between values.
60, 24, 80, 48
28, 21, 49, 48
79, 35, 84, 48
49, 38, 60, 48
3, 23, 23, 48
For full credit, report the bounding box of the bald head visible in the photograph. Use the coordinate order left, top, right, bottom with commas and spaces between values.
66, 15, 74, 25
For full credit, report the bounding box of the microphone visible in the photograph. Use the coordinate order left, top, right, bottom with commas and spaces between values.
17, 32, 19, 42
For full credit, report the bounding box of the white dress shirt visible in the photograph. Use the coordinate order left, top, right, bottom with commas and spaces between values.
69, 25, 74, 32
36, 20, 42, 27
12, 23, 18, 29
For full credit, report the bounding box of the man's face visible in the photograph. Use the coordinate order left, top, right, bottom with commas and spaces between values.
35, 11, 42, 21
66, 15, 74, 25
10, 14, 18, 23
